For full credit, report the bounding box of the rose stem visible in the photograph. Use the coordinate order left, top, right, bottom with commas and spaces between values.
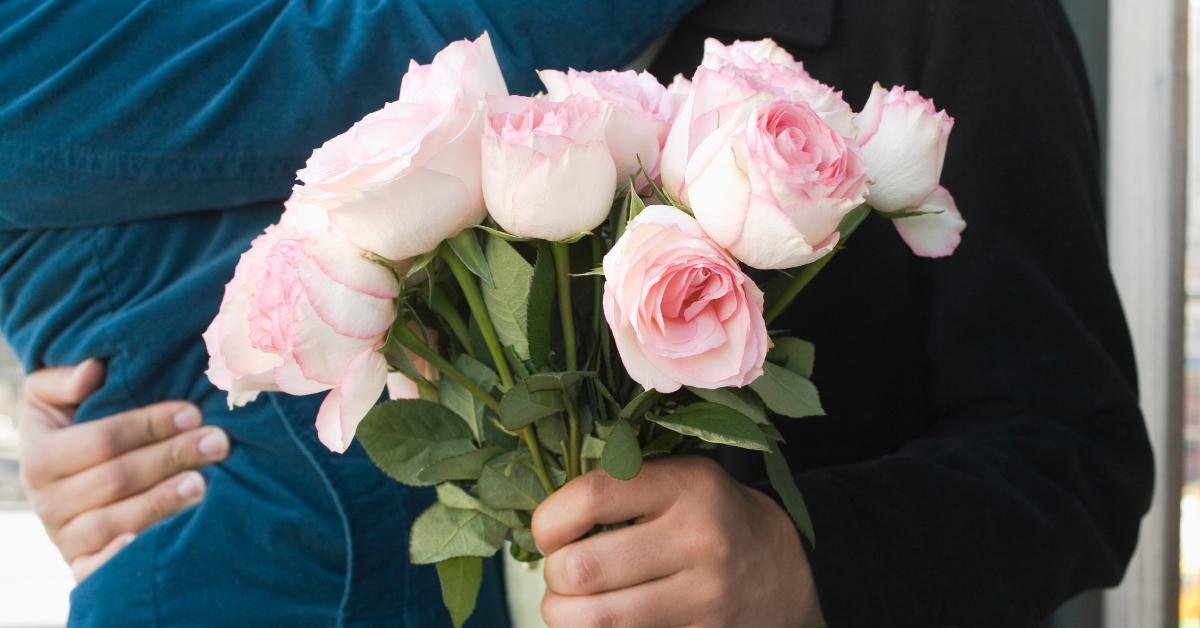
551, 241, 583, 480
439, 245, 515, 389
440, 243, 556, 491
389, 321, 500, 413
763, 204, 872, 325
424, 285, 473, 357
564, 391, 582, 480
551, 242, 578, 371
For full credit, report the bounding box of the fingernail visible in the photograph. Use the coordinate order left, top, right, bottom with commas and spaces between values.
71, 359, 98, 388
119, 533, 137, 546
172, 406, 201, 431
176, 472, 206, 500
197, 429, 229, 458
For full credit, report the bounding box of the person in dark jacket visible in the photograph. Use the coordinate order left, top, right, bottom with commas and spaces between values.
532, 1, 1155, 626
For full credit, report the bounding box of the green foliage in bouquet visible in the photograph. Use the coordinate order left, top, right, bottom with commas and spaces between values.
356, 180, 851, 627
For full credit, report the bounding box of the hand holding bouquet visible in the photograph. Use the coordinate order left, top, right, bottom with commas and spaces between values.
205, 33, 964, 626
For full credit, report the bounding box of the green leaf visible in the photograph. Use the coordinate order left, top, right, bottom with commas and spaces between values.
528, 244, 557, 369
436, 557, 483, 628
581, 435, 607, 460
499, 381, 564, 431
482, 236, 535, 361
439, 355, 499, 443
601, 420, 642, 480
763, 450, 815, 547
406, 249, 438, 280
687, 386, 767, 424
447, 229, 494, 287
619, 388, 658, 421
410, 502, 507, 564
511, 528, 542, 561
642, 430, 683, 457
474, 224, 528, 242
535, 413, 567, 455
357, 400, 476, 486
749, 363, 825, 418
525, 371, 592, 393
626, 179, 646, 223
436, 483, 524, 528
418, 447, 504, 483
759, 423, 786, 443
477, 452, 549, 511
769, 337, 816, 379
649, 402, 772, 451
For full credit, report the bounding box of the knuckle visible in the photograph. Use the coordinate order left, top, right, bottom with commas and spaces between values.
166, 439, 189, 471
142, 485, 176, 521
577, 605, 616, 628
563, 550, 603, 592
75, 513, 113, 553
97, 463, 132, 499
93, 426, 123, 461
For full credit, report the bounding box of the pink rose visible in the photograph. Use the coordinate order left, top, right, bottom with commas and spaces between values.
398, 32, 508, 103
892, 186, 966, 258
204, 199, 401, 453
294, 34, 508, 260
686, 99, 868, 269
855, 83, 955, 212
603, 205, 770, 392
661, 38, 854, 203
481, 95, 617, 240
538, 69, 685, 181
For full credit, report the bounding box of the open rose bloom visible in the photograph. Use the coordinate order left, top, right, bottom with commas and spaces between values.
204, 33, 967, 626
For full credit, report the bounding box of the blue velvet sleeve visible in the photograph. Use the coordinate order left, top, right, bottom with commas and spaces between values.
0, 0, 698, 229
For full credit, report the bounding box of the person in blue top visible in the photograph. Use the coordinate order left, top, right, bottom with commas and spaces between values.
1, 2, 700, 625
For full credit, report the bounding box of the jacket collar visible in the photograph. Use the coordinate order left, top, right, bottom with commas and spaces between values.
685, 0, 836, 49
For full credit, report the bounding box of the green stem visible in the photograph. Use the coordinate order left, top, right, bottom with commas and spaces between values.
763, 204, 872, 325
521, 427, 557, 495
564, 393, 582, 481
551, 242, 578, 371
390, 322, 500, 413
425, 286, 473, 357
439, 245, 514, 389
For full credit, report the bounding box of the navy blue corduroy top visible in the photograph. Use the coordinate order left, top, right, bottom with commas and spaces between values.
0, 2, 697, 625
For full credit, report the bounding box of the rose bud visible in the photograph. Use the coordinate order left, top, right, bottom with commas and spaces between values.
603, 205, 770, 393
855, 83, 955, 213
481, 94, 617, 241
685, 98, 868, 270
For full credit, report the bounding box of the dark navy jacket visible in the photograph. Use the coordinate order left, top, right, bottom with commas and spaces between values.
0, 2, 697, 626
650, 1, 1154, 626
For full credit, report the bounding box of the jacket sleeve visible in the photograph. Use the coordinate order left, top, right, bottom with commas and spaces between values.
794, 2, 1154, 626
0, 0, 697, 229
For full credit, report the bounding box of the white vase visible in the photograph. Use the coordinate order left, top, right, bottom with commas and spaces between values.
503, 542, 548, 628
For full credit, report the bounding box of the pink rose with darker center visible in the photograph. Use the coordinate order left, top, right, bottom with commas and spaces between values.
686, 99, 868, 269
603, 205, 770, 393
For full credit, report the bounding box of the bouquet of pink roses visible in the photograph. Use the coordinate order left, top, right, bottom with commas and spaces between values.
204, 33, 963, 626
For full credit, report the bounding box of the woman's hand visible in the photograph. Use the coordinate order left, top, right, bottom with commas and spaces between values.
532, 456, 824, 628
17, 359, 229, 582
